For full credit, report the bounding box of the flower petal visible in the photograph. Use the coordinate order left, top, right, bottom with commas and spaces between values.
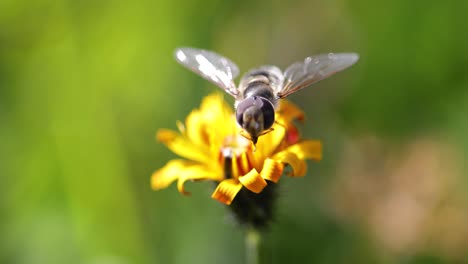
211, 179, 243, 205
151, 159, 222, 195
185, 93, 238, 157
184, 109, 207, 145
272, 151, 306, 177
238, 169, 267, 193
151, 159, 194, 190
199, 93, 233, 118
253, 124, 286, 164
253, 100, 305, 161
276, 100, 305, 123
157, 129, 212, 164
260, 158, 284, 183
286, 140, 322, 160
176, 165, 222, 195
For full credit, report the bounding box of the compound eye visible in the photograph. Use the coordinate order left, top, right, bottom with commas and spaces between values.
235, 96, 275, 129
235, 97, 256, 126
258, 97, 275, 129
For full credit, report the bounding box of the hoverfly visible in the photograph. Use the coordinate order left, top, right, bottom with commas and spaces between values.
174, 47, 359, 145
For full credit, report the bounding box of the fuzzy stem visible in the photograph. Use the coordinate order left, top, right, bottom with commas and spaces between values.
245, 228, 261, 264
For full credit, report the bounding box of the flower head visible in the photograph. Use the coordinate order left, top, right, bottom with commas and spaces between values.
152, 93, 322, 207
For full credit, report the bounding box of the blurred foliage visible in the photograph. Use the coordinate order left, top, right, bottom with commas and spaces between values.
0, 0, 467, 263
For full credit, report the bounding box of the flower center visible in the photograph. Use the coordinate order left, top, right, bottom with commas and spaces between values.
221, 135, 251, 158
220, 135, 256, 179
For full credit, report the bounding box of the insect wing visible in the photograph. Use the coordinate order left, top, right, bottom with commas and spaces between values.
174, 47, 240, 98
278, 53, 359, 98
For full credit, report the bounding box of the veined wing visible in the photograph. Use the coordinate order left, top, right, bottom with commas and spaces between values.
277, 53, 359, 98
174, 47, 240, 98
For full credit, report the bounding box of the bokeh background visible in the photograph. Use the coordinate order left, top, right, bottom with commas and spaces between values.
1, 0, 467, 263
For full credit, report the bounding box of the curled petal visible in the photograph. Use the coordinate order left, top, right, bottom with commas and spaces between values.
238, 169, 267, 193
211, 179, 243, 205
272, 151, 306, 177
260, 158, 284, 183
157, 129, 212, 164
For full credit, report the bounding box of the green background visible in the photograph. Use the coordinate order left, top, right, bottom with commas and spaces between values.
1, 0, 467, 263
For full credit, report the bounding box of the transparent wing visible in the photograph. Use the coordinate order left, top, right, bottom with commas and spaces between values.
174, 47, 240, 98
277, 53, 359, 98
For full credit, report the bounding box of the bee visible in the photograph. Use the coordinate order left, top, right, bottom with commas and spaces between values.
174, 47, 359, 145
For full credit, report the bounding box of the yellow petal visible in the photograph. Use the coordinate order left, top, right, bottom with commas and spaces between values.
151, 159, 194, 190
157, 129, 212, 164
260, 158, 284, 183
176, 165, 222, 195
272, 151, 307, 177
185, 93, 237, 156
211, 179, 243, 205
197, 93, 236, 137
286, 140, 322, 160
254, 124, 286, 163
200, 93, 233, 117
276, 100, 305, 123
238, 169, 267, 193
270, 140, 322, 178
184, 109, 207, 146
151, 159, 222, 195
253, 100, 305, 160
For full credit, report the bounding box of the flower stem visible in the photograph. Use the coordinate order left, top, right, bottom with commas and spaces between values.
245, 228, 261, 264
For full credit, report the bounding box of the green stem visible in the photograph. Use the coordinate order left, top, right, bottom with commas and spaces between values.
245, 228, 261, 264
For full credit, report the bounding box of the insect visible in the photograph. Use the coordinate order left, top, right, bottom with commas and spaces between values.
174, 47, 359, 145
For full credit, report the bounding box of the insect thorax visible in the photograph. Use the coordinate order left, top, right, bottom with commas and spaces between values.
240, 72, 278, 108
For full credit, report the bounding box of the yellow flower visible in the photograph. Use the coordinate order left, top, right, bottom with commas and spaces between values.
151, 93, 322, 205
